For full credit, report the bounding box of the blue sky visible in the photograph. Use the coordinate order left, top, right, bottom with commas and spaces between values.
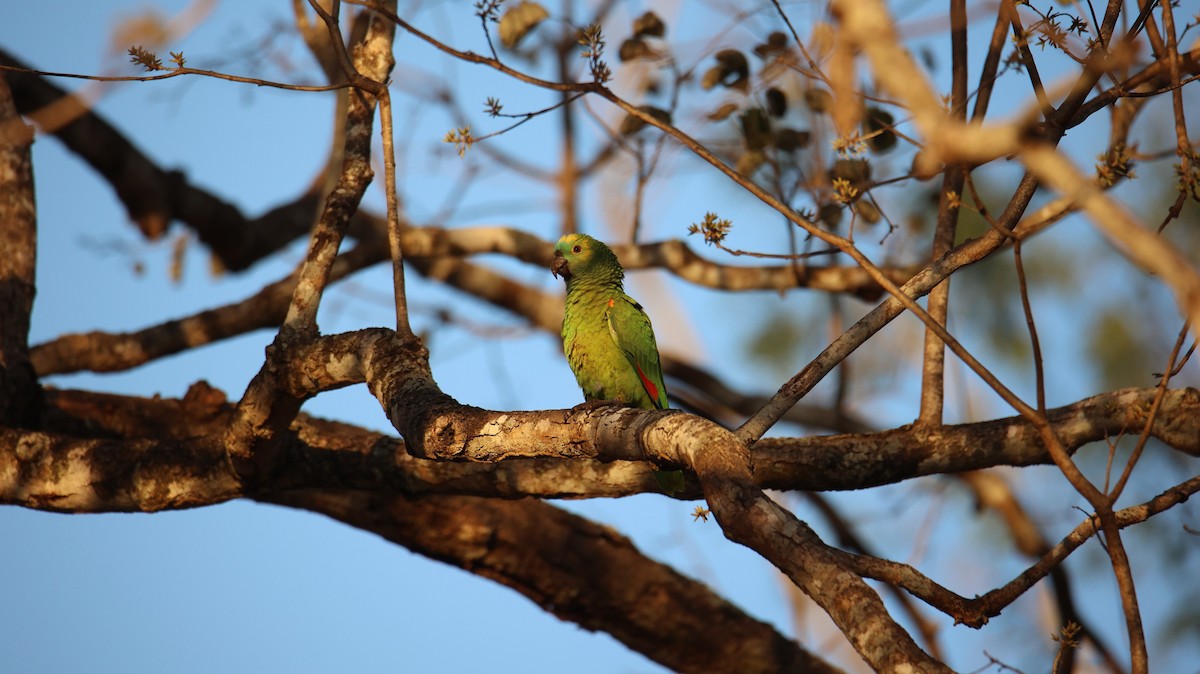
4, 1, 1199, 672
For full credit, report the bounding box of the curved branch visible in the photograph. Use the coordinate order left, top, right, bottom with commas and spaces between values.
223, 1, 397, 484
833, 471, 1200, 629
2, 386, 831, 674
356, 330, 949, 671
279, 490, 844, 674
31, 242, 384, 376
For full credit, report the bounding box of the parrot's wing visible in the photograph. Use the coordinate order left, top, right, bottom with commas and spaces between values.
605, 294, 669, 409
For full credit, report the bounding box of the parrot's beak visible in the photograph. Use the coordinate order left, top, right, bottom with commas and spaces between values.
551, 250, 571, 280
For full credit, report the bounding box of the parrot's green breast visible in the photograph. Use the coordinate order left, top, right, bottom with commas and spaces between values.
562, 289, 660, 409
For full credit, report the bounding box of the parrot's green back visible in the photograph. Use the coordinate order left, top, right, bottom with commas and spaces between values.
552, 234, 683, 494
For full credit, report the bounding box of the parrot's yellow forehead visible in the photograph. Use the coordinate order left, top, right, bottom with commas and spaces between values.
555, 234, 601, 264
555, 233, 593, 254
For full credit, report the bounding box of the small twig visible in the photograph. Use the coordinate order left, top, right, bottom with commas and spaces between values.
1156, 0, 1193, 233
1108, 321, 1190, 502
1008, 3, 1055, 118
710, 245, 843, 261
477, 1, 501, 62
474, 92, 587, 145
1165, 339, 1196, 377
306, 0, 355, 83
770, 0, 833, 86
1012, 239, 1045, 414
440, 88, 552, 179
0, 62, 350, 92
972, 0, 1014, 122
379, 88, 411, 337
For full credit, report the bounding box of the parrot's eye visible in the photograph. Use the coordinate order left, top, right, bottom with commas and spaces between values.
572, 245, 582, 254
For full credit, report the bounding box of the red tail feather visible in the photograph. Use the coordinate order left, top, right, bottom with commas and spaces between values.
634, 363, 660, 405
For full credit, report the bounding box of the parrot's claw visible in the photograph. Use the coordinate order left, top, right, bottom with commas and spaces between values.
570, 399, 623, 412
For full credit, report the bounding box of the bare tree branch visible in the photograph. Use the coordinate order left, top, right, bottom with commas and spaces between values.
3, 385, 833, 674
280, 490, 846, 674
916, 0, 968, 426
224, 1, 396, 482
0, 73, 40, 427
756, 386, 1200, 491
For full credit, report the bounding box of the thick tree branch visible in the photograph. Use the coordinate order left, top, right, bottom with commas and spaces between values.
9, 377, 1196, 640
356, 330, 949, 671
278, 490, 844, 674
2, 385, 830, 674
17, 382, 1196, 506
26, 384, 665, 501
224, 3, 396, 482
756, 387, 1200, 491
33, 324, 1200, 500
10, 331, 1197, 670
0, 74, 40, 427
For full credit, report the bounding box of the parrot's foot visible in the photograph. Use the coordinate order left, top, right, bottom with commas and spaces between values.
570, 399, 625, 412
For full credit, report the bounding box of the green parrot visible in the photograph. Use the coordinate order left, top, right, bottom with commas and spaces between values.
551, 233, 683, 493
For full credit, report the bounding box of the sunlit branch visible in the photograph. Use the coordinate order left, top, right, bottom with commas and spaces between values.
4, 387, 834, 674
223, 0, 396, 483
916, 0, 967, 427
